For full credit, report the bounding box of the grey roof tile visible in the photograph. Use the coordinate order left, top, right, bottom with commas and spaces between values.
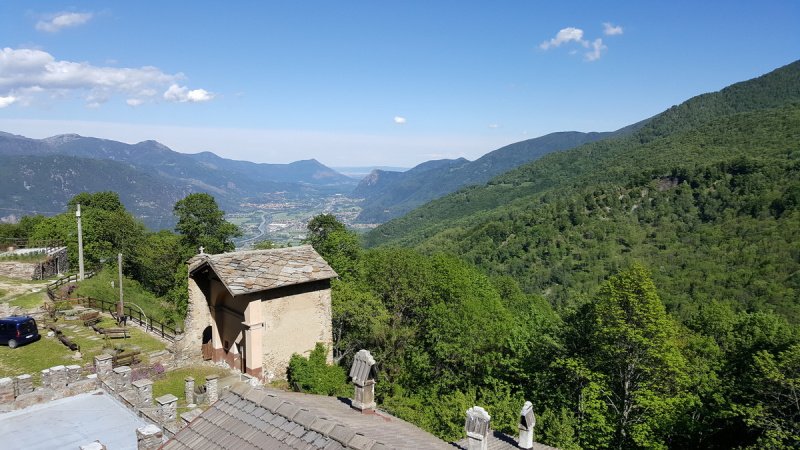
189, 246, 337, 297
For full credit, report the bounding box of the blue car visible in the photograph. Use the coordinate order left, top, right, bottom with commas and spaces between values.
0, 316, 40, 349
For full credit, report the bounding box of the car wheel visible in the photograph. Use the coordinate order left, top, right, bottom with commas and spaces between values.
7, 339, 17, 349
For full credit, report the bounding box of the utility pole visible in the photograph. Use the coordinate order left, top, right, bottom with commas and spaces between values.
117, 253, 124, 321
76, 204, 85, 281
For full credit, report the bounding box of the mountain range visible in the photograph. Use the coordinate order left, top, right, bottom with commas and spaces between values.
0, 133, 356, 229
352, 126, 646, 223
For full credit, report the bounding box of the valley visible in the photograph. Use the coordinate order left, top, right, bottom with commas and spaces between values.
228, 193, 373, 248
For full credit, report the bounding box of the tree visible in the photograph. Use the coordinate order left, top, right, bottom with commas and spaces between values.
305, 214, 361, 278
173, 193, 241, 255
30, 192, 146, 271
568, 263, 693, 449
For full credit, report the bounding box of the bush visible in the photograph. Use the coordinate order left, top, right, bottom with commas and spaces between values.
287, 343, 349, 396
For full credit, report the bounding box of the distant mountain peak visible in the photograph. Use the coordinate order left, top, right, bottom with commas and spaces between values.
42, 133, 84, 146
135, 139, 172, 151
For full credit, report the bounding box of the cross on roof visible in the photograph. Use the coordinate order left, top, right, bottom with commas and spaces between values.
199, 246, 205, 255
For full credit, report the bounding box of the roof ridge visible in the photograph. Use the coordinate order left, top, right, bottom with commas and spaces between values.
229, 382, 386, 449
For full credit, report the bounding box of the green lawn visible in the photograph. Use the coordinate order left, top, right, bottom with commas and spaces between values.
8, 290, 47, 309
72, 269, 181, 328
0, 315, 167, 383
152, 365, 230, 410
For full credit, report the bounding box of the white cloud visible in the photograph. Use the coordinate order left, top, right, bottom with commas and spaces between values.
0, 47, 213, 107
394, 116, 407, 124
488, 124, 500, 129
0, 96, 16, 108
603, 22, 623, 36
36, 12, 93, 33
540, 25, 615, 62
163, 84, 214, 103
585, 38, 607, 61
540, 27, 586, 50
126, 98, 144, 107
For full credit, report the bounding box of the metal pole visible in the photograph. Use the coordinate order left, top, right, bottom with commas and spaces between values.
117, 253, 124, 321
76, 204, 85, 281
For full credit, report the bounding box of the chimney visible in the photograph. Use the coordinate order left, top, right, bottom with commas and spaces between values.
465, 406, 491, 450
518, 401, 536, 449
349, 349, 376, 413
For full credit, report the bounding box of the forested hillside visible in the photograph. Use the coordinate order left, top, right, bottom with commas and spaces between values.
365, 60, 800, 321
355, 131, 623, 223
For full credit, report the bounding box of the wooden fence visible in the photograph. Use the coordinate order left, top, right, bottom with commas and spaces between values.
46, 272, 179, 342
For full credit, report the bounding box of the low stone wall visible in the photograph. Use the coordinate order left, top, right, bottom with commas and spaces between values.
0, 364, 98, 412
0, 352, 221, 448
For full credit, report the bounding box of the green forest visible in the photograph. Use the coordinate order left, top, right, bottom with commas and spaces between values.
338, 60, 799, 448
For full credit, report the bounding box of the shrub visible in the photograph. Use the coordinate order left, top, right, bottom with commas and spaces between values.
287, 343, 348, 396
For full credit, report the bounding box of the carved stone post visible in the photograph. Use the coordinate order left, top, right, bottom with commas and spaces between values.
518, 401, 536, 449
66, 364, 82, 384
465, 406, 491, 450
132, 379, 154, 407
136, 424, 163, 450
113, 366, 132, 392
94, 354, 113, 381
156, 394, 178, 424
50, 365, 67, 390
14, 374, 33, 396
184, 376, 195, 405
349, 349, 376, 413
205, 374, 219, 404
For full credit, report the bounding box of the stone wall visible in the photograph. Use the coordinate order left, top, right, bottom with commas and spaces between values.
33, 247, 69, 280
0, 364, 98, 412
0, 261, 37, 280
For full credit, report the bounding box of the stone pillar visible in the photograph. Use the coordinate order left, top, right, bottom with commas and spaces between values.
205, 375, 219, 404
465, 406, 491, 450
132, 379, 154, 407
14, 374, 33, 396
518, 401, 536, 449
66, 364, 82, 384
94, 354, 113, 381
242, 301, 264, 380
349, 349, 376, 413
136, 424, 163, 450
113, 366, 132, 392
184, 377, 194, 405
156, 394, 178, 424
50, 365, 67, 390
40, 368, 51, 389
0, 377, 14, 406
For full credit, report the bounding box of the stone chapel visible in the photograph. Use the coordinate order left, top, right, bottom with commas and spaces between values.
176, 245, 337, 381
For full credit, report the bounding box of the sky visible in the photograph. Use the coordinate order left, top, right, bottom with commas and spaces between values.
0, 1, 798, 168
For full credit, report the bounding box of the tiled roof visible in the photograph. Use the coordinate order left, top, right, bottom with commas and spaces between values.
188, 246, 338, 297
163, 382, 454, 450
453, 432, 558, 450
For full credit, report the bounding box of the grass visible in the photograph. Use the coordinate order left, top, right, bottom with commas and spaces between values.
0, 288, 6, 298
8, 290, 47, 309
0, 336, 78, 382
73, 269, 181, 328
0, 253, 47, 263
0, 275, 50, 285
152, 365, 230, 410
0, 315, 167, 383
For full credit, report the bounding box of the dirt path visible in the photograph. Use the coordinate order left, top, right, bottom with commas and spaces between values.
0, 277, 47, 302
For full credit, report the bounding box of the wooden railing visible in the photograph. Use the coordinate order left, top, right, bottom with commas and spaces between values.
46, 272, 179, 342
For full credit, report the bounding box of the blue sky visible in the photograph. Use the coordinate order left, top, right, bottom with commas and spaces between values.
0, 1, 798, 167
